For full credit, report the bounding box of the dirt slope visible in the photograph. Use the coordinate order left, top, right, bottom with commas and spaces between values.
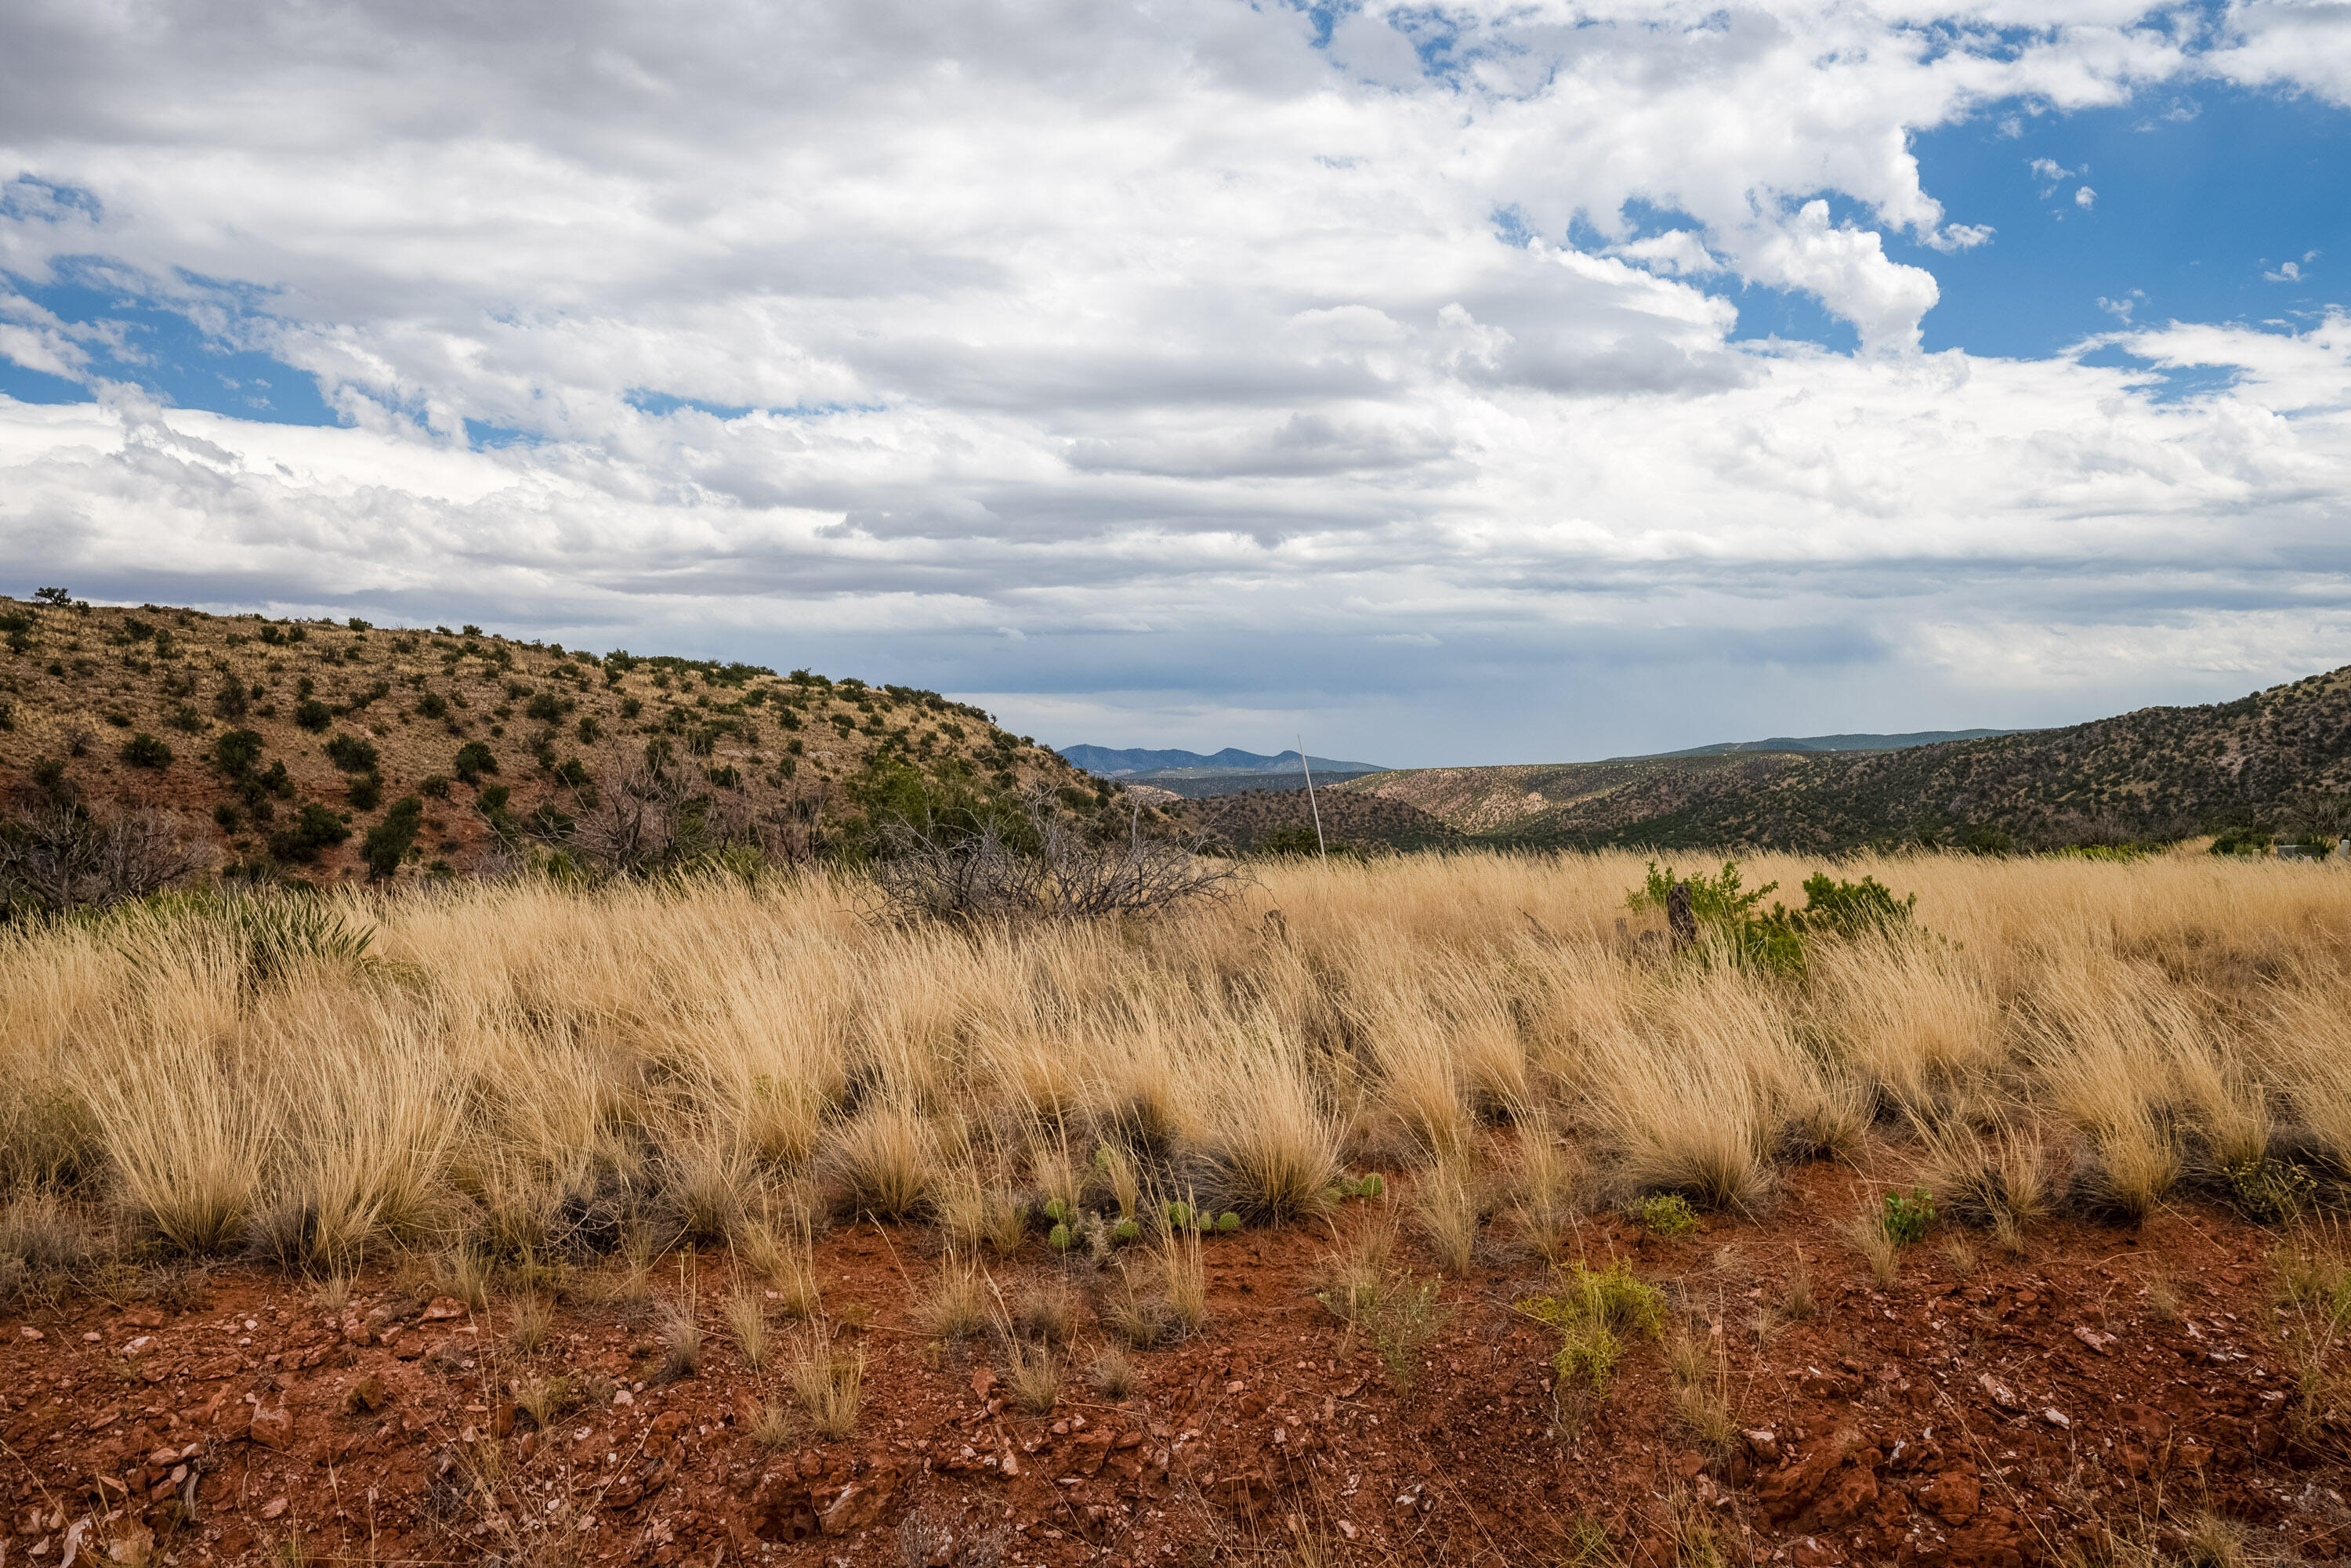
3, 1157, 2338, 1567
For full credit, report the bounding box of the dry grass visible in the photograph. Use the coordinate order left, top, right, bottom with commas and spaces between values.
919, 1254, 988, 1342
657, 1300, 704, 1381
508, 1294, 554, 1356
1089, 1345, 1137, 1399
1411, 1155, 1482, 1276
737, 1216, 820, 1319
3, 850, 2349, 1283
1843, 1205, 1900, 1287
788, 1324, 864, 1439
1159, 1220, 1208, 1336
749, 1400, 795, 1451
723, 1285, 770, 1370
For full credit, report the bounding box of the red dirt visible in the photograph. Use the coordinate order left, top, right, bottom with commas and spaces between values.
5, 1161, 2344, 1566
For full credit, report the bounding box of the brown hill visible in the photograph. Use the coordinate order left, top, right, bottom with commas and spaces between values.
0, 592, 1122, 887
1339, 663, 2351, 853
1178, 783, 1463, 853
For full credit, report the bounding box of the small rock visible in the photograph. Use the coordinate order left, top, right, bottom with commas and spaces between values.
969, 1368, 996, 1400
420, 1296, 467, 1322
16, 1326, 40, 1340
342, 1374, 389, 1415
392, 1335, 426, 1361
124, 1307, 165, 1329
1338, 1521, 1358, 1541
1743, 1429, 1780, 1463
2041, 1407, 2070, 1429
260, 1497, 289, 1520
249, 1405, 296, 1450
122, 1335, 155, 1357
82, 1331, 101, 1342
1976, 1373, 2020, 1410
2071, 1324, 2116, 1354
1919, 1469, 1980, 1523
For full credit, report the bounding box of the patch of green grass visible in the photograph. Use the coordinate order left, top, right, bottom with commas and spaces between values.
1516, 1258, 1665, 1396
1634, 1193, 1699, 1237
1881, 1187, 1936, 1245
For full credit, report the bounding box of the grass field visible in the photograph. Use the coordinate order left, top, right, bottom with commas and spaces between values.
6, 846, 2348, 1286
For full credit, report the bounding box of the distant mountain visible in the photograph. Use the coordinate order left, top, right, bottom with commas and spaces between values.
1059, 744, 1383, 778
1610, 728, 2023, 761
1335, 665, 2351, 851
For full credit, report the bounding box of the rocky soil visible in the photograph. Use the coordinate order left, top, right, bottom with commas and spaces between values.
5, 1161, 2344, 1567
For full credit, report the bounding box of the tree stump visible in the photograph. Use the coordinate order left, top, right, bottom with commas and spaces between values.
1667, 882, 1696, 947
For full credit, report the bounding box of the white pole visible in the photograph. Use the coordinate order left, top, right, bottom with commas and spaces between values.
1299, 733, 1327, 860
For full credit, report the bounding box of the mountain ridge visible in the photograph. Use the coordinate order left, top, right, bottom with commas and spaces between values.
1333, 664, 2351, 851
1607, 727, 2024, 761
1057, 744, 1384, 777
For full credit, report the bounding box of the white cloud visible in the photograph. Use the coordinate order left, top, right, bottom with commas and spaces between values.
2076, 184, 2099, 208
1, 1, 2349, 760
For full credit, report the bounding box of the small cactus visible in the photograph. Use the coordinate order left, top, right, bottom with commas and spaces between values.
1048, 1222, 1073, 1251
1359, 1173, 1385, 1198
1165, 1200, 1191, 1229
1113, 1219, 1140, 1243
1043, 1197, 1069, 1224
1215, 1212, 1241, 1233
1092, 1144, 1111, 1170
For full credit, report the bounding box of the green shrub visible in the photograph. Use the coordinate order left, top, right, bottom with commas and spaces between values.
120, 733, 172, 770
1787, 872, 1915, 936
1881, 1188, 1935, 1244
416, 691, 449, 720
1516, 1260, 1665, 1396
212, 803, 240, 830
293, 698, 331, 730
454, 741, 498, 782
525, 692, 564, 722
166, 704, 207, 733
419, 773, 450, 798
2210, 827, 2273, 857
1626, 860, 1915, 976
324, 733, 379, 773
2226, 1157, 2316, 1225
1633, 1193, 1699, 1237
347, 773, 382, 811
361, 797, 426, 879
267, 803, 352, 863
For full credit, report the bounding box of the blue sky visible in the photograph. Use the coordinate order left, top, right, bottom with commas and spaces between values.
3, 2, 2350, 765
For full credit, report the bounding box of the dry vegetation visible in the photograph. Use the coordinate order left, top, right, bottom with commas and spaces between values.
4, 846, 2349, 1302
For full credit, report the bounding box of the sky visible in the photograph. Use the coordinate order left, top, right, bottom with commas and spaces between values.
2, 2, 2349, 767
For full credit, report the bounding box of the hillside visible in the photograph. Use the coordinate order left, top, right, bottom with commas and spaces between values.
1058, 744, 1382, 777
1176, 783, 1464, 853
1339, 663, 2351, 852
1609, 726, 2022, 760
0, 592, 1129, 888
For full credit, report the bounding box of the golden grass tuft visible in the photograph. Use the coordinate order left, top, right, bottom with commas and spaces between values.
920, 1254, 988, 1342
820, 1103, 938, 1222
1411, 1156, 1482, 1276
788, 1324, 865, 1439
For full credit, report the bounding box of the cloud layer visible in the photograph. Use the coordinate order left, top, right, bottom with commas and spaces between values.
2, 1, 2348, 761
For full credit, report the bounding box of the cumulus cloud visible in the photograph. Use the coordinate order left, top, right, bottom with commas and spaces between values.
0, 0, 2349, 760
